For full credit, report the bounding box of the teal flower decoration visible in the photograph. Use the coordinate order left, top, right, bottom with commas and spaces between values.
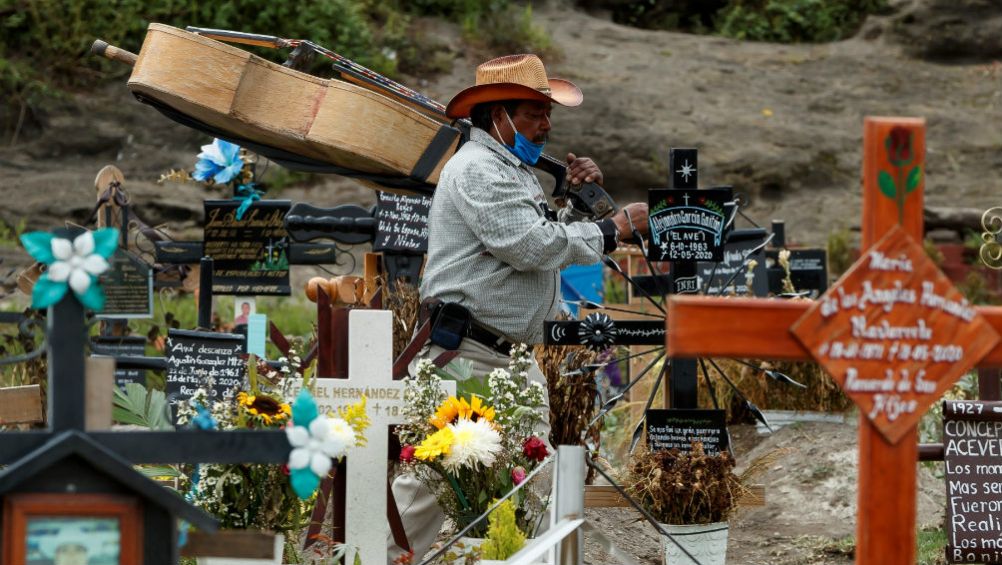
20, 228, 118, 310
192, 138, 244, 185
285, 389, 354, 499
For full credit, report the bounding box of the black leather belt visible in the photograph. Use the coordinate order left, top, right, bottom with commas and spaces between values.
419, 298, 514, 356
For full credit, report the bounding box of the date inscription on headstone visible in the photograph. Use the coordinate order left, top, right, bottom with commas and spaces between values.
164, 329, 246, 422
793, 226, 999, 443
648, 188, 732, 263
374, 192, 432, 253
944, 400, 1002, 563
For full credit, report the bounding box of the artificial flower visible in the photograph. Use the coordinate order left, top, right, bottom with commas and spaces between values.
400, 444, 416, 463
441, 418, 502, 472
414, 427, 455, 461
523, 436, 548, 462
511, 466, 527, 486
20, 228, 118, 310
286, 415, 352, 479
193, 138, 244, 185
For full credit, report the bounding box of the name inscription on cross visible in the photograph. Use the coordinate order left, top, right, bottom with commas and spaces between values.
665, 117, 1002, 565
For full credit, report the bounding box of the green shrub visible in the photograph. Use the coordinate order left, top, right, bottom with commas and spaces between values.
481, 498, 526, 560
717, 0, 886, 43
1, 0, 554, 135
581, 0, 887, 43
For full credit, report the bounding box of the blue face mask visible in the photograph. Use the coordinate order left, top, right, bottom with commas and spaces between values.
494, 111, 545, 166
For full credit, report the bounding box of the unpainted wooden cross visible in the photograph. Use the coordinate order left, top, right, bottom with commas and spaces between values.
666, 117, 1002, 564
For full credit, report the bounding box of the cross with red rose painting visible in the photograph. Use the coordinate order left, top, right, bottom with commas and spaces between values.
665, 117, 1002, 565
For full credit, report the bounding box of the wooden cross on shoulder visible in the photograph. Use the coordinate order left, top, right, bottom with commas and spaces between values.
666, 117, 1002, 564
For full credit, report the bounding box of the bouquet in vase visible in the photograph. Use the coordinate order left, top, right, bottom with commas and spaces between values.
396, 344, 550, 537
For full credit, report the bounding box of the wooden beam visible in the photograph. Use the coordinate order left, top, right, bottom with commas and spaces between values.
0, 385, 43, 425
85, 357, 115, 431
666, 297, 1002, 367
666, 297, 810, 359
179, 530, 277, 558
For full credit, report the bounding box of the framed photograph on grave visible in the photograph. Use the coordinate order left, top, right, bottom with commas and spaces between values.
647, 188, 732, 263
2, 493, 141, 565
203, 200, 291, 296
233, 297, 256, 327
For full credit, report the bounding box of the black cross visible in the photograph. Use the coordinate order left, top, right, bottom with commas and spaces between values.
0, 237, 292, 564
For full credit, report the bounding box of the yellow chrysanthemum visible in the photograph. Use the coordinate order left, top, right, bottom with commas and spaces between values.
414, 427, 455, 461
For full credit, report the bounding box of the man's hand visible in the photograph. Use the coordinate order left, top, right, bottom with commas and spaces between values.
611, 203, 649, 240
566, 153, 603, 186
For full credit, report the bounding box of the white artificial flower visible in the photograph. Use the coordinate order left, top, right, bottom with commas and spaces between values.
285, 416, 354, 477
47, 231, 110, 294
441, 418, 502, 472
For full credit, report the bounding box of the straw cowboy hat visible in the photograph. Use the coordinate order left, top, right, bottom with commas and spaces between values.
445, 54, 583, 119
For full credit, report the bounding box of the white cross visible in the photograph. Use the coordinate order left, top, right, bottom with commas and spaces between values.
287, 309, 454, 564
682, 193, 691, 206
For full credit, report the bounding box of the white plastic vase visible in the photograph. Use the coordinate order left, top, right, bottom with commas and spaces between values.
659, 522, 729, 565
197, 532, 284, 565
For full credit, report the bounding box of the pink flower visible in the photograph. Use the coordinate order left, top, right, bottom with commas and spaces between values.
400, 444, 416, 463
523, 437, 548, 462
511, 466, 527, 486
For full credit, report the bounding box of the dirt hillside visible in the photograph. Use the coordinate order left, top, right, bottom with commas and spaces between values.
1, 0, 999, 250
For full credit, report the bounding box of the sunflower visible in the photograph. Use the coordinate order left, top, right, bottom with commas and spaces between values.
237, 391, 291, 425
431, 396, 466, 429
461, 396, 495, 423
414, 427, 455, 461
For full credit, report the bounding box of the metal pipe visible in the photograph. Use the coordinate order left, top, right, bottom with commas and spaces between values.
554, 445, 585, 565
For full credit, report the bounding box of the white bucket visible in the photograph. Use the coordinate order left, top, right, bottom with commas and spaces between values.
659, 522, 729, 565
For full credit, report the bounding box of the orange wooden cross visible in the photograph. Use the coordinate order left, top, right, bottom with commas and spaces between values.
666, 117, 1002, 564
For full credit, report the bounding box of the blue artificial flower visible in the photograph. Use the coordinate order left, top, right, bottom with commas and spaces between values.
20, 228, 118, 311
192, 138, 244, 185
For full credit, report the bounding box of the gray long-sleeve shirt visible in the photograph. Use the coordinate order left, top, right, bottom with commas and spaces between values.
419, 127, 606, 344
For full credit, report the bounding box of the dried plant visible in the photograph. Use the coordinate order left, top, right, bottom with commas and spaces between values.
625, 443, 745, 525
698, 359, 852, 420
384, 281, 420, 360
535, 343, 600, 451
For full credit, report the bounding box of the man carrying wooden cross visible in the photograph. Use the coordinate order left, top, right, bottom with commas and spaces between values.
388, 54, 649, 561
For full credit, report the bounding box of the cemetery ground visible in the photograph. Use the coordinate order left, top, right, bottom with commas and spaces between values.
584, 421, 949, 565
